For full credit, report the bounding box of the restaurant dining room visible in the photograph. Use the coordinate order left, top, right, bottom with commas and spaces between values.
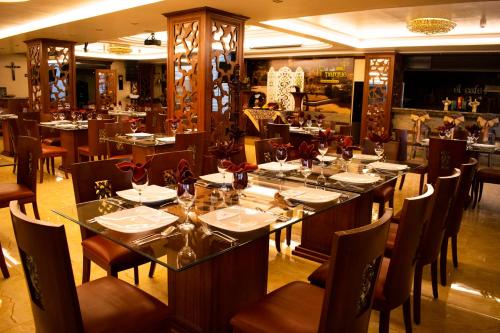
1, 0, 500, 332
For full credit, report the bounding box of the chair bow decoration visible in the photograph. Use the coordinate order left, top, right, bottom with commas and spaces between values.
410, 113, 430, 142
477, 116, 499, 142
442, 115, 464, 139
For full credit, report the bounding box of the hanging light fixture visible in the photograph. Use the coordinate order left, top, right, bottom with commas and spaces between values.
407, 17, 456, 35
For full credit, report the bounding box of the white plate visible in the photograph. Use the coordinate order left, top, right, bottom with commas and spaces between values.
352, 154, 381, 162
281, 187, 341, 203
95, 206, 178, 233
317, 155, 337, 162
125, 133, 153, 139
472, 143, 496, 149
368, 161, 408, 171
116, 185, 177, 204
55, 123, 77, 128
258, 162, 300, 172
156, 136, 175, 143
198, 206, 276, 232
200, 173, 234, 184
330, 172, 381, 184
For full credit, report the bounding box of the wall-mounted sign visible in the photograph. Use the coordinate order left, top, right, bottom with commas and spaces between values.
320, 66, 348, 84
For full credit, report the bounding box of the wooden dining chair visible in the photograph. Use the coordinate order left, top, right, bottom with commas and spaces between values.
147, 150, 194, 187
309, 185, 434, 333
78, 119, 115, 161
267, 123, 290, 144
0, 241, 9, 278
472, 167, 500, 208
9, 200, 171, 333
6, 118, 22, 173
71, 158, 156, 285
0, 136, 41, 219
22, 119, 69, 183
440, 158, 478, 286
145, 110, 162, 133
231, 209, 392, 333
385, 169, 460, 324
427, 138, 467, 185
174, 131, 206, 177
103, 122, 133, 159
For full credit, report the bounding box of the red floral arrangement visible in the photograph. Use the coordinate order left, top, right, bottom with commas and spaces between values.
167, 116, 180, 124
297, 141, 318, 160
209, 140, 243, 160
176, 159, 197, 184
270, 142, 293, 150
335, 135, 353, 147
116, 160, 150, 183
437, 121, 455, 133
317, 128, 334, 144
466, 124, 482, 136
222, 160, 258, 173
368, 132, 391, 143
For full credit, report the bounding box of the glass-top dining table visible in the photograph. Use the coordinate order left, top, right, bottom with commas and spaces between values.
53, 174, 359, 332
104, 133, 176, 163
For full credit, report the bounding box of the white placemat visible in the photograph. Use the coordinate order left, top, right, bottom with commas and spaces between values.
330, 172, 381, 184
368, 161, 408, 171
116, 185, 177, 204
200, 172, 234, 184
95, 206, 178, 233
281, 187, 341, 203
198, 206, 276, 232
258, 162, 300, 172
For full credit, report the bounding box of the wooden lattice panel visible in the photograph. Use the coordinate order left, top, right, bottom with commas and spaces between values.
47, 46, 71, 109
27, 42, 42, 112
96, 69, 116, 110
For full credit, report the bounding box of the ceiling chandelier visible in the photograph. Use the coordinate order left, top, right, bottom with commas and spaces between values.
407, 17, 457, 35
108, 43, 132, 54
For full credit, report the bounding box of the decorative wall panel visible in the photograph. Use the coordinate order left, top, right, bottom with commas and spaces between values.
27, 42, 42, 112
95, 69, 117, 110
47, 46, 71, 109
266, 66, 304, 111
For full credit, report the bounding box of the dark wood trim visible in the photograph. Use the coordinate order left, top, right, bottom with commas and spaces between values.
163, 6, 249, 21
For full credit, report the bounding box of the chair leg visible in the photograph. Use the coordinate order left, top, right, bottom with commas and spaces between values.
51, 157, 55, 175
452, 235, 458, 268
399, 174, 406, 190
472, 178, 479, 209
285, 226, 292, 246
12, 155, 17, 173
275, 230, 282, 253
39, 158, 44, 183
379, 310, 390, 333
19, 203, 27, 214
431, 260, 439, 298
419, 174, 425, 195
440, 237, 449, 286
45, 157, 50, 173
378, 201, 384, 219
413, 264, 423, 325
0, 241, 10, 279
133, 266, 139, 285
149, 262, 156, 278
478, 181, 484, 203
82, 257, 91, 283
403, 297, 413, 333
32, 202, 40, 220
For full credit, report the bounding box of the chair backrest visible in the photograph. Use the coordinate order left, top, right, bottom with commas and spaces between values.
22, 119, 41, 140
454, 127, 468, 140
267, 123, 290, 144
428, 138, 467, 185
9, 201, 84, 333
71, 158, 132, 204
174, 131, 206, 177
418, 169, 461, 265
145, 110, 162, 133
319, 209, 392, 333
147, 150, 194, 186
87, 119, 114, 156
383, 184, 434, 308
445, 158, 478, 237
254, 137, 283, 164
394, 129, 408, 161
104, 122, 132, 157
16, 136, 41, 193
7, 118, 22, 152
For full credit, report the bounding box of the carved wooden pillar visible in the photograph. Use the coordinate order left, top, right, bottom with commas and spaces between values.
25, 39, 76, 118
360, 53, 396, 139
164, 7, 247, 141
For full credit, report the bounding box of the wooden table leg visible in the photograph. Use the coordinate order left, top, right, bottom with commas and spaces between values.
168, 236, 269, 333
2, 120, 13, 156
59, 130, 88, 172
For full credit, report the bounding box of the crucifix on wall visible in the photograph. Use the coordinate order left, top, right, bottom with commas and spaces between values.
4, 62, 21, 81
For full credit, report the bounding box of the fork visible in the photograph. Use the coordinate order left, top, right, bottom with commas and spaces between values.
131, 226, 177, 245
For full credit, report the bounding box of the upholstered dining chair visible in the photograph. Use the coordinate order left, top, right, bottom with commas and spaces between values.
71, 158, 156, 284
309, 185, 435, 333
231, 209, 392, 333
427, 138, 467, 185
77, 119, 115, 161
174, 131, 206, 177
147, 150, 194, 187
440, 158, 478, 286
0, 136, 41, 219
103, 122, 132, 159
386, 169, 460, 324
472, 167, 500, 208
6, 118, 22, 173
22, 119, 68, 183
9, 200, 171, 333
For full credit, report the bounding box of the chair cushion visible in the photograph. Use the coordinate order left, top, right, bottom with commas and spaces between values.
477, 168, 500, 184
82, 236, 150, 270
373, 185, 395, 203
230, 281, 322, 333
78, 145, 91, 155
77, 276, 171, 333
41, 144, 67, 156
0, 183, 35, 202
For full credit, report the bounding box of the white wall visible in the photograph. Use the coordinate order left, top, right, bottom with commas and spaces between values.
0, 54, 29, 97
110, 60, 131, 106
354, 58, 365, 82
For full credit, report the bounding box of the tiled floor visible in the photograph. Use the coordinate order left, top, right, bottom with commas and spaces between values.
0, 140, 499, 332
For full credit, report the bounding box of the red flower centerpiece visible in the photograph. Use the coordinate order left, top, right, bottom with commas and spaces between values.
297, 141, 318, 168
368, 131, 391, 144
317, 128, 334, 144
315, 114, 326, 128
116, 160, 150, 204
167, 116, 180, 134
437, 121, 455, 139
208, 140, 243, 160
222, 160, 258, 194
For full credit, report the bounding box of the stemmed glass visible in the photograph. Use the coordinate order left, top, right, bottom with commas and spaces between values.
217, 159, 229, 186
171, 121, 179, 135
71, 111, 77, 124
177, 183, 196, 231
318, 142, 328, 167
298, 117, 304, 128
342, 147, 353, 171
275, 147, 288, 178
51, 112, 58, 121
306, 118, 312, 128
132, 174, 148, 205
317, 119, 323, 129
232, 172, 248, 201
177, 232, 196, 269
300, 160, 312, 187
58, 112, 65, 121
130, 121, 138, 134
374, 142, 384, 161
76, 112, 83, 122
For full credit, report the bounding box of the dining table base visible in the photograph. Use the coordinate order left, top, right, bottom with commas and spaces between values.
168, 235, 269, 333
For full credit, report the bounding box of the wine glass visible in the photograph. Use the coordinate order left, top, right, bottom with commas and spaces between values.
51, 112, 58, 121
130, 121, 138, 134
232, 172, 248, 201
275, 147, 288, 178
71, 111, 77, 124
341, 147, 353, 171
76, 112, 83, 122
58, 112, 65, 121
300, 160, 312, 187
132, 174, 149, 205
445, 129, 453, 139
317, 119, 323, 129
374, 142, 384, 161
306, 118, 312, 128
177, 183, 196, 231
318, 142, 328, 167
96, 113, 103, 120
177, 232, 197, 269
298, 117, 304, 128
217, 159, 228, 185
171, 121, 179, 135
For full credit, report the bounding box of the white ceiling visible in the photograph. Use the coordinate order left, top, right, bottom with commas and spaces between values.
0, 0, 499, 56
